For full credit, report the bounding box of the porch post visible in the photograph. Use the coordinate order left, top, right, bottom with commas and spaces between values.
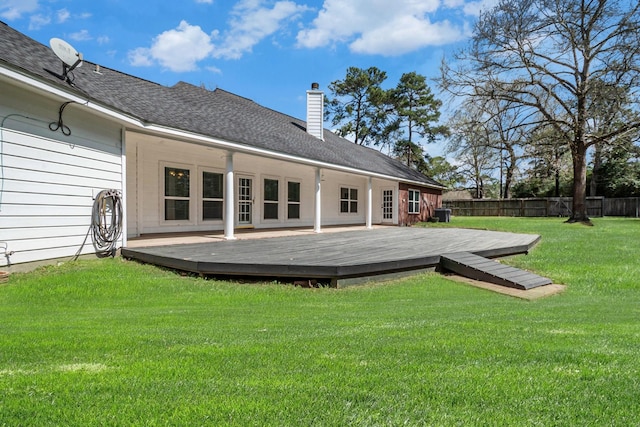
366, 176, 373, 229
120, 127, 128, 246
224, 152, 236, 240
314, 167, 322, 233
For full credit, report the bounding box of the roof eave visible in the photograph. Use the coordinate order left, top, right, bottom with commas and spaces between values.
0, 64, 445, 190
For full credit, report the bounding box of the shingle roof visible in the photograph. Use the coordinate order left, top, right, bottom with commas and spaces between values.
0, 21, 443, 188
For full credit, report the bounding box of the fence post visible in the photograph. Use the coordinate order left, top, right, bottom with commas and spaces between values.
545, 198, 550, 217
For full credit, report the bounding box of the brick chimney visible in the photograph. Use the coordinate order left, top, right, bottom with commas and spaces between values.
306, 82, 324, 140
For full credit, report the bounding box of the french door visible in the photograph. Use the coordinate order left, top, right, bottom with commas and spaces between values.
238, 176, 253, 226
382, 189, 394, 223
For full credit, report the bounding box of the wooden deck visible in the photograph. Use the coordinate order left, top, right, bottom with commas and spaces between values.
122, 227, 545, 287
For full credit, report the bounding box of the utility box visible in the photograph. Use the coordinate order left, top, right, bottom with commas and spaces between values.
434, 208, 451, 223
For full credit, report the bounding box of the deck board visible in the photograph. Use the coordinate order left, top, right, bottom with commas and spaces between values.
440, 251, 552, 290
122, 227, 546, 287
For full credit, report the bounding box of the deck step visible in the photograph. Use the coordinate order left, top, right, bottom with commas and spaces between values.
440, 252, 552, 290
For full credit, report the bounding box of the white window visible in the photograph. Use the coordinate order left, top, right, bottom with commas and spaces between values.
408, 189, 420, 214
202, 171, 223, 221
164, 166, 190, 221
264, 178, 279, 220
340, 187, 358, 213
287, 181, 301, 219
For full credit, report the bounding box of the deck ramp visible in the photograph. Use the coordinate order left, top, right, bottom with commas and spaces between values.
440, 252, 552, 290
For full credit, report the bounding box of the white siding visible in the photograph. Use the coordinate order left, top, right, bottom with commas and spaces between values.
320, 170, 367, 225
0, 81, 123, 267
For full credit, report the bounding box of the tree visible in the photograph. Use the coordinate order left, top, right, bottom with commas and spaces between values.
441, 0, 640, 223
388, 72, 448, 167
422, 155, 465, 189
324, 66, 390, 146
513, 125, 574, 198
523, 125, 573, 197
392, 140, 428, 170
585, 83, 640, 196
447, 109, 500, 198
591, 133, 640, 197
487, 100, 530, 199
445, 99, 524, 198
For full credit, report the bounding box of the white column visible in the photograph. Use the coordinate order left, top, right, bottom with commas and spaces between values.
224, 153, 236, 240
366, 176, 373, 229
314, 168, 322, 233
135, 139, 144, 237
120, 127, 128, 246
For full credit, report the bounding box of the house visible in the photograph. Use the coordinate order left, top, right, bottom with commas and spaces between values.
0, 22, 445, 270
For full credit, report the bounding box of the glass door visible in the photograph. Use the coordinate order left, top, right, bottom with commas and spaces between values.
382, 189, 393, 222
238, 177, 253, 225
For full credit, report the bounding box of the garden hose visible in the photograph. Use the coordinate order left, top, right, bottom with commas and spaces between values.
91, 189, 123, 257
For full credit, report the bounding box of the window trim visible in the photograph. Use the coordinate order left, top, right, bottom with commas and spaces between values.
340, 186, 359, 214
162, 163, 193, 223
286, 179, 301, 220
408, 189, 420, 215
200, 168, 224, 222
263, 177, 280, 221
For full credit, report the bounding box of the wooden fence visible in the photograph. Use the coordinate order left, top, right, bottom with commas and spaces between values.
603, 197, 640, 217
443, 197, 609, 217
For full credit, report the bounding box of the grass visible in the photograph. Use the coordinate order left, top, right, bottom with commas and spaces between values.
1, 217, 639, 426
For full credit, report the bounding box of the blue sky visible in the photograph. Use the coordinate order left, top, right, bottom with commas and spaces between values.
1, 0, 497, 155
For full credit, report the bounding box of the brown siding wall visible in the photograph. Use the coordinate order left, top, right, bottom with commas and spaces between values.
399, 183, 443, 226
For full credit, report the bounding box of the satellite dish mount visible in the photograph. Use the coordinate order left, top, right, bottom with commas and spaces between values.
49, 38, 83, 84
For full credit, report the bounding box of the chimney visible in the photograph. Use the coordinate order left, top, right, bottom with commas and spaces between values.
306, 82, 324, 140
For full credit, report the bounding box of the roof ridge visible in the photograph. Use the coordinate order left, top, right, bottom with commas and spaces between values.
214, 88, 308, 124
213, 87, 257, 104
87, 60, 168, 88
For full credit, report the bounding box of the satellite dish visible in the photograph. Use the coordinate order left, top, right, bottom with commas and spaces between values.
49, 38, 83, 83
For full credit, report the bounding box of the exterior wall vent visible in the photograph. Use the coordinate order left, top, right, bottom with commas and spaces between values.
306, 83, 324, 140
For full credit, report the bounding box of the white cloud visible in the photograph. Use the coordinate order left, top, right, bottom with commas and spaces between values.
212, 0, 310, 59
129, 1, 309, 72
462, 0, 499, 16
97, 35, 110, 45
297, 0, 476, 55
350, 16, 465, 55
56, 8, 70, 23
28, 13, 50, 30
69, 29, 92, 41
128, 20, 215, 72
206, 65, 223, 74
128, 47, 154, 67
0, 0, 38, 20
444, 0, 465, 7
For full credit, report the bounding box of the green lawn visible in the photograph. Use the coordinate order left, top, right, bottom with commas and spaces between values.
1, 217, 639, 426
